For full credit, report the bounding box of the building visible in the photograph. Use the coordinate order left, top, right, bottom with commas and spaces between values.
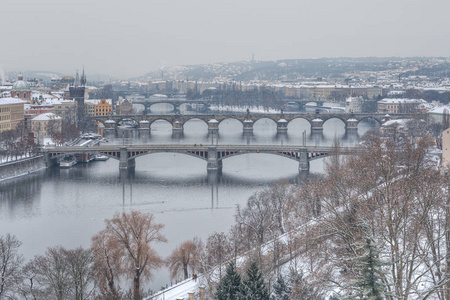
427, 105, 450, 125
116, 98, 133, 115
0, 97, 26, 133
345, 96, 364, 113
84, 101, 95, 117
10, 74, 31, 101
31, 113, 62, 143
377, 98, 427, 114
94, 99, 112, 116
25, 103, 55, 116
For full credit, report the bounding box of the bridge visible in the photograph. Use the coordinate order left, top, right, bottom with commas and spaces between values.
131, 98, 210, 112
91, 112, 424, 135
130, 97, 327, 112
41, 144, 362, 174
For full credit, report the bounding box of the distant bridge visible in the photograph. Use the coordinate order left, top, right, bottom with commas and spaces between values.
42, 144, 363, 174
90, 112, 424, 135
131, 98, 210, 112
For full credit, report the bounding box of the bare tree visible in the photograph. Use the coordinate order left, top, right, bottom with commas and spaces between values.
46, 116, 60, 140
166, 240, 198, 280
63, 247, 96, 300
204, 232, 232, 280
0, 234, 24, 299
102, 211, 167, 300
26, 246, 71, 300
61, 123, 80, 142
91, 229, 123, 300
266, 180, 295, 235
236, 190, 277, 247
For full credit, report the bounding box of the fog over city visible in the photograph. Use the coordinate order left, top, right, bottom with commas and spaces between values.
2, 0, 450, 78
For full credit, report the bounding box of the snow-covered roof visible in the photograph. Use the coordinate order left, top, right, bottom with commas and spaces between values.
208, 119, 218, 123
428, 106, 450, 115
85, 99, 112, 105
32, 113, 61, 121
12, 80, 30, 91
382, 119, 408, 127
379, 98, 426, 104
0, 97, 27, 105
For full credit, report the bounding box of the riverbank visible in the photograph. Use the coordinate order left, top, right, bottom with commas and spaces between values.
0, 155, 46, 182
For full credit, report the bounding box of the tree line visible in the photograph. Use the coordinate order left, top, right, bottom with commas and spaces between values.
0, 211, 166, 300
0, 120, 80, 162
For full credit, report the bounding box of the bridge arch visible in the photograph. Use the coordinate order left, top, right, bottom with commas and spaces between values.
131, 150, 208, 162
219, 151, 300, 162
117, 118, 139, 127
149, 118, 173, 131
286, 117, 313, 131
322, 116, 347, 127
183, 117, 209, 129
356, 116, 383, 127
253, 117, 278, 127
217, 117, 244, 127
148, 102, 176, 112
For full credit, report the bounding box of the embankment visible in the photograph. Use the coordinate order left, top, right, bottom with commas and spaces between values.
0, 156, 46, 181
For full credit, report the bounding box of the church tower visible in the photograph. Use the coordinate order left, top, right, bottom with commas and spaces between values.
69, 68, 86, 129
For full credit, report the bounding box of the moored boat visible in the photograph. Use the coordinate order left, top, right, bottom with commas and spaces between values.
60, 157, 77, 169
94, 154, 109, 161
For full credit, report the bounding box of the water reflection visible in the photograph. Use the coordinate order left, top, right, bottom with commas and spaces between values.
0, 173, 43, 218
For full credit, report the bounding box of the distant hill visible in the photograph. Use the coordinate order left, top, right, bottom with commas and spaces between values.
133, 57, 449, 82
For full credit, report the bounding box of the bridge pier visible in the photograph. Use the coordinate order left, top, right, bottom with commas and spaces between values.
172, 121, 183, 134
43, 152, 58, 167
298, 148, 310, 174
346, 118, 358, 132
208, 119, 219, 134
104, 120, 116, 136
207, 147, 222, 172
119, 147, 135, 169
139, 120, 150, 137
277, 118, 288, 133
243, 119, 253, 133
311, 118, 323, 132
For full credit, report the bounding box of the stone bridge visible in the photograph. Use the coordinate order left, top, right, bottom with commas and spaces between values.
90, 112, 424, 135
132, 98, 210, 112
41, 144, 363, 174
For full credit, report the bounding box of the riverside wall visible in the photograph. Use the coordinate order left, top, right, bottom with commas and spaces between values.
0, 156, 46, 181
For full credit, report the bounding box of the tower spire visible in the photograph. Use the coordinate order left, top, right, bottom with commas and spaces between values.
74, 70, 80, 87
81, 66, 87, 86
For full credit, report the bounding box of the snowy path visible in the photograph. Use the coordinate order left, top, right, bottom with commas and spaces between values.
146, 277, 201, 300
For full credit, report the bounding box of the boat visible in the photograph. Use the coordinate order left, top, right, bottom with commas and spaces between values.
60, 156, 77, 169
94, 154, 109, 161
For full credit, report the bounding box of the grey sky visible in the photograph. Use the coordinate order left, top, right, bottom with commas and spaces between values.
1, 0, 449, 78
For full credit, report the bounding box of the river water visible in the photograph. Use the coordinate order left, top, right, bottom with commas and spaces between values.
0, 104, 376, 292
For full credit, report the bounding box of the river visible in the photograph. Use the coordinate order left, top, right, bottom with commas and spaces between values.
0, 104, 377, 292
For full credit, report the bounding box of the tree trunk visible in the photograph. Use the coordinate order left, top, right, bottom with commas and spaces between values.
134, 272, 141, 300
184, 264, 189, 279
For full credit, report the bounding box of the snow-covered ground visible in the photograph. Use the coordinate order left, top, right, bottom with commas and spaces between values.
146, 277, 201, 300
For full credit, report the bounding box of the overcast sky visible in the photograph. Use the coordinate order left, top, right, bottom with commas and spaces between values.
1, 0, 449, 79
